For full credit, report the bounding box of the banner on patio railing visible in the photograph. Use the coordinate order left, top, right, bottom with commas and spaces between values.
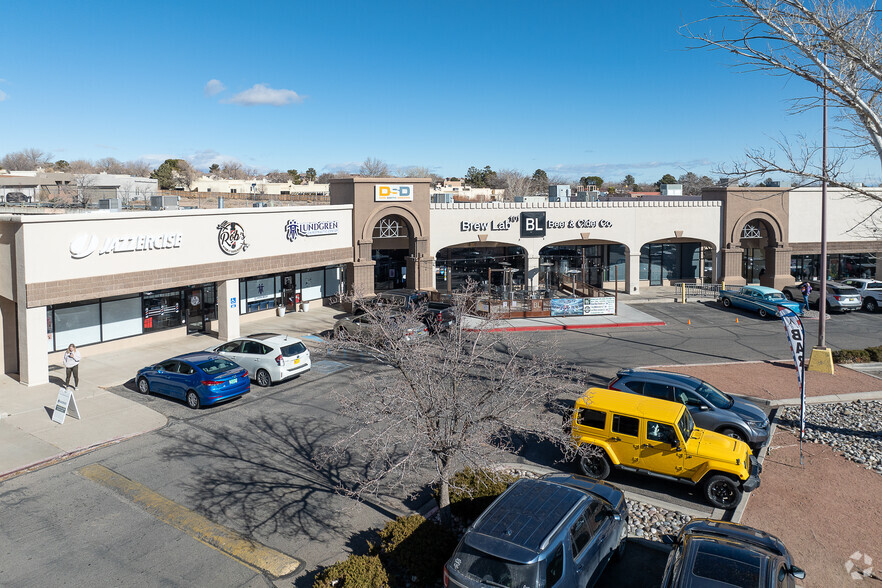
550, 298, 584, 316
585, 297, 616, 315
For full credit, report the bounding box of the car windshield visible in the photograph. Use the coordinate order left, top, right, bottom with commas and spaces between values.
691, 540, 764, 588
198, 357, 239, 375
696, 382, 734, 409
450, 543, 537, 588
679, 410, 694, 442
281, 342, 307, 357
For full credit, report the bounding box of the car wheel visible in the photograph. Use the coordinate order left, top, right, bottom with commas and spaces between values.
758, 307, 769, 318
783, 291, 794, 301
578, 450, 611, 480
137, 377, 150, 395
718, 427, 747, 443
256, 369, 272, 387
722, 297, 732, 308
865, 299, 878, 313
703, 474, 742, 510
186, 390, 201, 409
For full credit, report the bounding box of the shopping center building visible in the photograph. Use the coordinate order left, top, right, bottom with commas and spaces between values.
2, 176, 880, 386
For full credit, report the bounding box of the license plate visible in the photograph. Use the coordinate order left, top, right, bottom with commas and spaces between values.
230, 378, 237, 384
293, 359, 300, 365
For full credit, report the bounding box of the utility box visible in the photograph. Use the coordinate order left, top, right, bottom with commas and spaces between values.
150, 195, 179, 210
98, 198, 122, 211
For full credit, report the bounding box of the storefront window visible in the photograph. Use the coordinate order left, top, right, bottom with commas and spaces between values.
143, 290, 183, 332
101, 295, 142, 341
640, 243, 701, 282
241, 275, 281, 313
53, 302, 101, 350
791, 253, 876, 281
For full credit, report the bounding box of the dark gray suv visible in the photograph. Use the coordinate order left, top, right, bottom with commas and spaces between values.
609, 369, 770, 449
444, 474, 628, 588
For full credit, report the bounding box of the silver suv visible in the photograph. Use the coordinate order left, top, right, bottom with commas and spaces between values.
609, 369, 770, 449
208, 333, 310, 387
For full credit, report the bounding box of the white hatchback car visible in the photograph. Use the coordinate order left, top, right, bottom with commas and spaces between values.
207, 333, 310, 387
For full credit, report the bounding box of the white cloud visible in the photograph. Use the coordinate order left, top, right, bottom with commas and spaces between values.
204, 79, 226, 97
0, 90, 7, 102
224, 83, 303, 106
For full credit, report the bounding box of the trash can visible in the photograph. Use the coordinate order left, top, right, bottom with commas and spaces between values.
277, 305, 286, 317
301, 300, 310, 312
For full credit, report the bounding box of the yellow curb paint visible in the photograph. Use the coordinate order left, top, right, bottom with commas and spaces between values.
78, 464, 301, 578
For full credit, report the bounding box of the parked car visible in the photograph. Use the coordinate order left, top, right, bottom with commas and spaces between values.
4, 191, 29, 203
376, 289, 430, 308
842, 278, 882, 312
718, 285, 803, 318
444, 473, 628, 588
782, 280, 862, 312
608, 369, 770, 449
333, 312, 429, 342
136, 352, 249, 409
571, 388, 761, 510
206, 333, 310, 387
661, 519, 805, 587
422, 301, 456, 332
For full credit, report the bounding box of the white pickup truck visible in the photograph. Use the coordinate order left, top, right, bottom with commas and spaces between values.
842, 278, 882, 312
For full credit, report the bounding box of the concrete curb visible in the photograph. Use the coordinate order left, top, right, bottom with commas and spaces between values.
0, 431, 150, 482
768, 389, 882, 407
467, 321, 666, 333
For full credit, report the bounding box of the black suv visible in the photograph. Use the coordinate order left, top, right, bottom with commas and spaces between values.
662, 519, 805, 587
609, 369, 770, 449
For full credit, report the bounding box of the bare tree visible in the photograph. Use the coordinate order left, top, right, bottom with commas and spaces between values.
359, 157, 390, 177
496, 169, 535, 201
398, 165, 430, 177
264, 170, 290, 183
220, 161, 247, 180
320, 284, 582, 526
683, 0, 882, 204
67, 159, 97, 174
94, 157, 125, 174
123, 160, 153, 178
1, 148, 53, 171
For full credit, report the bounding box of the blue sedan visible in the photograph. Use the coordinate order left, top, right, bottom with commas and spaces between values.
719, 285, 803, 318
136, 352, 250, 409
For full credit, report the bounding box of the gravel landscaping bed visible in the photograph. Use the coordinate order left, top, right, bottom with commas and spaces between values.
625, 499, 692, 540
778, 400, 882, 475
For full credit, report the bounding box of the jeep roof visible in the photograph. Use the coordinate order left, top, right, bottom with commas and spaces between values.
578, 387, 684, 423
466, 478, 589, 564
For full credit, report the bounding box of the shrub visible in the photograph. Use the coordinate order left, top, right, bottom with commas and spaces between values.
313, 554, 389, 588
833, 348, 872, 363
440, 468, 519, 520
378, 515, 457, 584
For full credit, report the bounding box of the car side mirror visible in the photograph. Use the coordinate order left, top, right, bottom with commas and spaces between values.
606, 510, 622, 522
789, 565, 806, 580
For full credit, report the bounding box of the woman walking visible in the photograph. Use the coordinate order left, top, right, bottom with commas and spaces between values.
63, 344, 81, 389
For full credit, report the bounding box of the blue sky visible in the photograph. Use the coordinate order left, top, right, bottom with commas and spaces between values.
1, 0, 877, 184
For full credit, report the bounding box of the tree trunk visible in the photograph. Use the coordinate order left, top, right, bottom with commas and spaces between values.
437, 458, 453, 528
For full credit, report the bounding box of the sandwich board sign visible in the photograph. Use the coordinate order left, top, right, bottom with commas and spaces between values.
52, 387, 81, 424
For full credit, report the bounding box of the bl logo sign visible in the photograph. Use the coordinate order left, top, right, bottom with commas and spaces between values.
520, 211, 546, 238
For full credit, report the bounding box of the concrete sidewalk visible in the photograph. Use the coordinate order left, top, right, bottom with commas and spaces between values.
0, 305, 344, 480
461, 302, 666, 331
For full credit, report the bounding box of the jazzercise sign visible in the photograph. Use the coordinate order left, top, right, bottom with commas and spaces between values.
375, 184, 413, 202
69, 232, 182, 259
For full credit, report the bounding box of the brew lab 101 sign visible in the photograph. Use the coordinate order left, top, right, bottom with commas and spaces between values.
459, 212, 613, 238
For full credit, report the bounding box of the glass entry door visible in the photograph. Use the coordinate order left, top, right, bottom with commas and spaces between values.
186, 287, 205, 334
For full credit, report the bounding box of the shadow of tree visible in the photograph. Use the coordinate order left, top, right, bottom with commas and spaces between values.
159, 414, 406, 542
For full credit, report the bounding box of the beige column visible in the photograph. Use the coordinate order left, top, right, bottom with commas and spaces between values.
18, 304, 49, 386
525, 256, 541, 290
720, 244, 746, 286
217, 279, 240, 341
625, 253, 641, 294
765, 245, 794, 290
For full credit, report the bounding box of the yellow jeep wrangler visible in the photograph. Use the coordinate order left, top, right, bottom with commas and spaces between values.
571, 388, 761, 510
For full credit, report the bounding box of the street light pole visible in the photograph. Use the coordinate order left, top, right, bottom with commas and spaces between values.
818, 52, 828, 348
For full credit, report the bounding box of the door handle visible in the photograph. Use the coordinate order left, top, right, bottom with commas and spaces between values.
641, 444, 651, 448
610, 437, 621, 442
576, 565, 583, 574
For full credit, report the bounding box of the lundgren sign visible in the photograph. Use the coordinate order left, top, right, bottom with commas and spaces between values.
285, 219, 339, 241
